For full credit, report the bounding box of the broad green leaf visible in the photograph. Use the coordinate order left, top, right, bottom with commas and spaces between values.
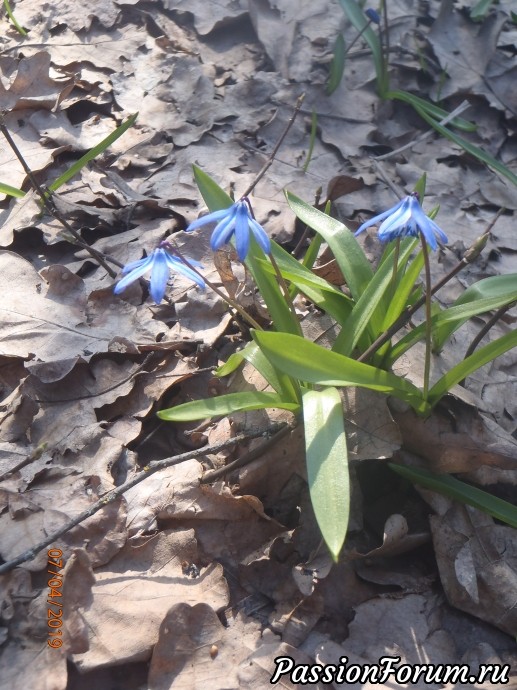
193, 164, 234, 210
246, 239, 302, 335
286, 191, 373, 301
469, 0, 495, 21
256, 242, 354, 325
381, 248, 424, 330
433, 274, 517, 350
253, 330, 429, 414
326, 34, 346, 95
215, 341, 300, 402
413, 172, 427, 199
158, 391, 300, 422
0, 182, 25, 198
413, 104, 517, 187
387, 90, 476, 132
428, 329, 517, 407
388, 279, 517, 364
48, 113, 138, 192
389, 463, 517, 529
303, 388, 349, 560
332, 238, 417, 356
337, 0, 387, 95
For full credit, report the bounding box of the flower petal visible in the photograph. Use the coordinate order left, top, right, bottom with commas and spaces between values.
114, 254, 155, 294
378, 201, 413, 239
249, 217, 271, 254
165, 254, 206, 289
234, 204, 251, 260
186, 206, 235, 232
149, 249, 170, 303
210, 215, 237, 251
354, 199, 405, 236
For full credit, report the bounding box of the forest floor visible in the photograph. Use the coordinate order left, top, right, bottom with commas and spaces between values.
0, 0, 517, 688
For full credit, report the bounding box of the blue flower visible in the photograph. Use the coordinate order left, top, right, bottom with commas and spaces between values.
365, 8, 381, 24
186, 199, 270, 261
354, 194, 448, 250
114, 247, 205, 304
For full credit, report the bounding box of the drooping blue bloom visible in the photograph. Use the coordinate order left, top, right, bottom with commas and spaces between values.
365, 8, 381, 24
186, 199, 270, 261
354, 194, 448, 251
114, 247, 205, 304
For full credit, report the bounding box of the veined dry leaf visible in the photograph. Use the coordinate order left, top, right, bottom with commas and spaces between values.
71, 530, 229, 672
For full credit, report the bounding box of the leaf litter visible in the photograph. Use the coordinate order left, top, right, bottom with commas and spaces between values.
0, 0, 517, 687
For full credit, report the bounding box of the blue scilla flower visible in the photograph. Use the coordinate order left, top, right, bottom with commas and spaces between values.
186, 199, 270, 261
354, 194, 448, 251
365, 8, 381, 24
114, 246, 205, 304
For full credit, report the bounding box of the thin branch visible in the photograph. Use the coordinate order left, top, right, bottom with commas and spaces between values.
240, 93, 305, 198
201, 421, 295, 483
0, 114, 122, 277
0, 422, 288, 574
374, 101, 471, 162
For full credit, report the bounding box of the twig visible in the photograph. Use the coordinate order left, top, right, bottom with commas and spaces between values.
201, 422, 295, 483
374, 101, 471, 162
240, 93, 305, 198
463, 303, 515, 362
169, 245, 263, 331
357, 231, 492, 364
0, 114, 122, 277
0, 422, 288, 574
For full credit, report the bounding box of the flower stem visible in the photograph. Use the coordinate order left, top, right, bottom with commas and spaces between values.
420, 232, 432, 400
389, 238, 400, 300
269, 252, 302, 334
170, 247, 263, 331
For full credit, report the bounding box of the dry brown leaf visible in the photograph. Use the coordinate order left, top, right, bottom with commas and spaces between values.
71, 530, 229, 672
389, 398, 517, 473
430, 503, 517, 636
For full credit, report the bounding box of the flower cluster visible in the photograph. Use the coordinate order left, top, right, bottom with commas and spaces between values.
114, 246, 205, 305
186, 199, 270, 261
355, 194, 448, 251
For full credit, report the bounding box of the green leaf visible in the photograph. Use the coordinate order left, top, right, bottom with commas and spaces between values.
286, 191, 373, 302
413, 104, 517, 187
389, 463, 517, 529
469, 0, 495, 21
387, 90, 476, 132
158, 391, 300, 422
256, 242, 354, 325
246, 239, 302, 335
433, 274, 517, 350
193, 164, 234, 210
303, 110, 318, 172
216, 341, 300, 402
381, 248, 423, 330
48, 113, 138, 192
388, 277, 517, 364
332, 238, 417, 356
0, 182, 25, 198
4, 0, 27, 35
253, 330, 429, 414
428, 329, 517, 407
326, 34, 346, 95
303, 388, 349, 560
